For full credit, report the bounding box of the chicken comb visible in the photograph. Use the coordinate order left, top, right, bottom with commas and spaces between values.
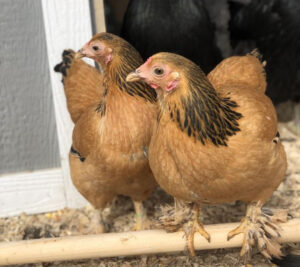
145, 57, 152, 64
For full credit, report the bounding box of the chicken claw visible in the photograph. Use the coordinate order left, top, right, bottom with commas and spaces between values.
228, 202, 284, 260
156, 201, 210, 255
186, 204, 211, 256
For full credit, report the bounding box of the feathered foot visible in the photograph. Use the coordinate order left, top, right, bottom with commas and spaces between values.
155, 199, 192, 232
87, 209, 106, 234
186, 204, 211, 256
132, 200, 150, 230
227, 201, 286, 260
156, 200, 210, 256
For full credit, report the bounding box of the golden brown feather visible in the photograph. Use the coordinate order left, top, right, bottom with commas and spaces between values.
70, 33, 157, 231
127, 51, 287, 260
54, 49, 104, 123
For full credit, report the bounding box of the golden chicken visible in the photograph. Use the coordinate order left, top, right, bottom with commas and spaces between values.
68, 33, 157, 231
54, 49, 104, 123
126, 51, 287, 259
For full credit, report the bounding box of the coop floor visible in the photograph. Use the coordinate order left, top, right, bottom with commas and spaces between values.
1, 122, 300, 267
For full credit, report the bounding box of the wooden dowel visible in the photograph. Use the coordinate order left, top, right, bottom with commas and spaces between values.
1, 219, 300, 265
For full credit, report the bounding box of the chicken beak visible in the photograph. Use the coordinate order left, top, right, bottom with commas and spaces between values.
74, 49, 85, 59
126, 71, 141, 82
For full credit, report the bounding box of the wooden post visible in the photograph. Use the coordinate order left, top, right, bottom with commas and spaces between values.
93, 0, 106, 33
0, 219, 300, 265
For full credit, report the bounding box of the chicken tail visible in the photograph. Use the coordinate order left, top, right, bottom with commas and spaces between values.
249, 48, 267, 67
249, 48, 262, 62
54, 49, 76, 80
208, 49, 267, 94
53, 48, 103, 123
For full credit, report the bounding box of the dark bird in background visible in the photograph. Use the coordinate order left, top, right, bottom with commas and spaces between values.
121, 0, 222, 74
228, 0, 300, 105
106, 0, 299, 106
271, 243, 300, 267
272, 254, 300, 267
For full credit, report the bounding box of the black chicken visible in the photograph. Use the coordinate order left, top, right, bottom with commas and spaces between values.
121, 0, 222, 74
229, 0, 300, 104
272, 256, 300, 267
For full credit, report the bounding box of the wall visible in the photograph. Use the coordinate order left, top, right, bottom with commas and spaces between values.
0, 0, 60, 174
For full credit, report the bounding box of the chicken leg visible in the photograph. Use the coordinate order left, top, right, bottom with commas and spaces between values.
227, 201, 283, 260
186, 204, 211, 256
132, 200, 149, 230
156, 200, 210, 255
87, 209, 106, 234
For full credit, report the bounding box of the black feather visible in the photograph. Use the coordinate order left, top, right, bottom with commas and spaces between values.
121, 0, 222, 74
229, 0, 300, 103
53, 49, 76, 78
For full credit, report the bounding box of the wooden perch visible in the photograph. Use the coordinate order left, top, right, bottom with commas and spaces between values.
1, 219, 300, 265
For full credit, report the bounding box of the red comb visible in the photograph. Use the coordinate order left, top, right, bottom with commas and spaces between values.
145, 57, 152, 64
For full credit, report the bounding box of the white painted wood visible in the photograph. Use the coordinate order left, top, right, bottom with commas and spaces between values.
41, 0, 94, 208
0, 169, 65, 217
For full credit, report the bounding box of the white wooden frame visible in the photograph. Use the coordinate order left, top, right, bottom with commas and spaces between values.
41, 0, 94, 209
0, 0, 106, 217
0, 168, 65, 217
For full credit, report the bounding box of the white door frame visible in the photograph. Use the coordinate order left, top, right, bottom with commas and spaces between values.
41, 0, 94, 209
0, 0, 106, 217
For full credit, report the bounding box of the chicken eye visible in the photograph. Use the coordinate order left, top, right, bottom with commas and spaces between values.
154, 68, 164, 75
92, 46, 99, 51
